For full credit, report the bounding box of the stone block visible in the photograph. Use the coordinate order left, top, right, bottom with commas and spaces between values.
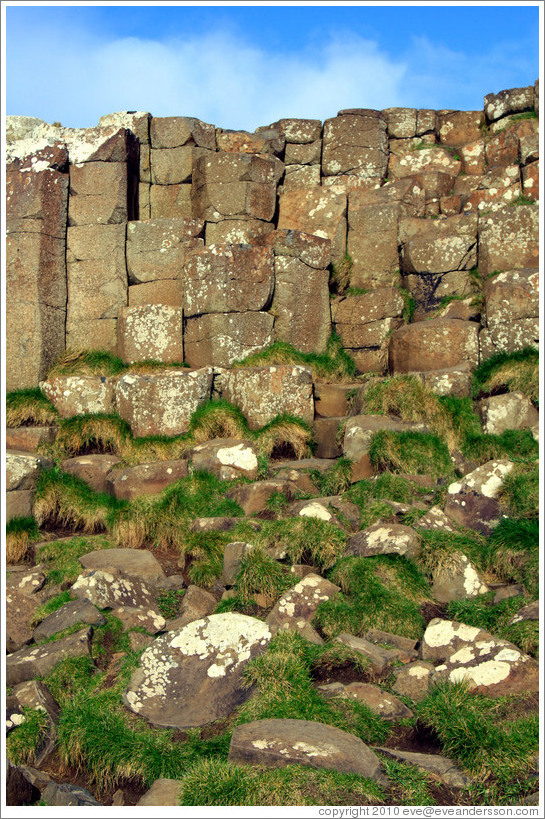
270, 118, 322, 143
389, 319, 479, 374
399, 213, 478, 274
485, 268, 539, 331
115, 368, 213, 437
277, 186, 347, 260
205, 219, 274, 246
184, 313, 274, 368
117, 304, 184, 364
410, 364, 472, 398
478, 205, 539, 276
284, 140, 322, 165
522, 161, 539, 201
216, 128, 284, 155
150, 146, 210, 185
437, 111, 484, 145
61, 454, 122, 494
40, 374, 117, 417
150, 116, 216, 150
388, 143, 461, 179
68, 161, 128, 225
313, 418, 343, 459
478, 392, 539, 436
150, 183, 193, 219
6, 451, 52, 491
107, 460, 189, 500
216, 365, 314, 428
282, 164, 321, 189
384, 107, 418, 138
484, 86, 535, 122
6, 490, 35, 523
322, 111, 388, 180
126, 217, 204, 284
128, 279, 183, 308
271, 256, 331, 353
182, 244, 275, 316
461, 166, 522, 213
5, 426, 58, 453
189, 440, 260, 481
313, 383, 361, 418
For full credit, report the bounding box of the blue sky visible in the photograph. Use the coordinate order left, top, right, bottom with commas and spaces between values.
4, 2, 541, 131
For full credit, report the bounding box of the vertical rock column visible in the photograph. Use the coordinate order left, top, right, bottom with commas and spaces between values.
65, 127, 138, 352
6, 144, 69, 390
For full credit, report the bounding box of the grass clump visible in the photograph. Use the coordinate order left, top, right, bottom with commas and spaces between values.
369, 430, 454, 479
446, 592, 538, 658
47, 349, 127, 377
254, 517, 347, 572
6, 387, 59, 427
460, 429, 538, 464
31, 590, 74, 627
417, 529, 488, 580
53, 414, 131, 458
349, 473, 429, 506
188, 399, 249, 442
398, 287, 417, 323
255, 414, 314, 460
416, 682, 539, 804
156, 589, 185, 620
316, 555, 429, 640
234, 547, 293, 602
34, 468, 123, 535
485, 517, 539, 598
471, 348, 539, 406
6, 707, 50, 765
330, 253, 353, 296
177, 758, 384, 806
498, 462, 539, 519
382, 759, 436, 806
36, 535, 113, 587
232, 334, 357, 383
6, 516, 41, 564
311, 457, 353, 496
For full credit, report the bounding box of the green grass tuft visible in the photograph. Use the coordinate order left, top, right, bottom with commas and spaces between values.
6, 516, 41, 564
311, 457, 353, 496
471, 348, 539, 405
6, 387, 59, 427
254, 517, 347, 572
498, 462, 539, 519
369, 430, 454, 478
232, 334, 357, 383
6, 707, 50, 766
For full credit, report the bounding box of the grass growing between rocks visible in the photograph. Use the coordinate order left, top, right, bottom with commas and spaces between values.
311, 457, 353, 496
253, 517, 347, 572
460, 429, 538, 464
5, 707, 50, 766
498, 462, 539, 519
6, 516, 40, 563
176, 759, 385, 806
316, 556, 430, 640
471, 348, 539, 406
234, 547, 294, 602
36, 535, 114, 587
46, 349, 188, 378
232, 334, 358, 383
445, 593, 538, 658
34, 468, 124, 535
238, 631, 391, 746
485, 518, 539, 598
416, 682, 539, 804
369, 430, 455, 479
31, 590, 74, 627
6, 387, 59, 427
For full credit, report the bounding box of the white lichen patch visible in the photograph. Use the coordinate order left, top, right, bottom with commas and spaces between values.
424, 619, 480, 648
292, 741, 336, 759
216, 444, 258, 473
449, 646, 476, 664
448, 660, 511, 688
299, 502, 332, 521
408, 665, 432, 679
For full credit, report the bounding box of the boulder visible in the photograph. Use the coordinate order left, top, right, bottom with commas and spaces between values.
106, 459, 189, 500
78, 548, 166, 584
347, 523, 421, 559
343, 414, 426, 462
6, 589, 41, 652
391, 661, 436, 702
437, 111, 484, 145
267, 574, 340, 635
410, 364, 472, 398
6, 628, 92, 687
484, 86, 535, 122
150, 116, 216, 150
6, 451, 52, 491
334, 633, 394, 674
389, 319, 479, 373
184, 312, 274, 368
136, 779, 182, 806
115, 368, 213, 437
71, 568, 162, 616
322, 111, 388, 182
6, 568, 46, 596
42, 782, 100, 807
374, 747, 470, 788
277, 187, 347, 261
5, 426, 58, 453
221, 542, 255, 586
228, 718, 386, 782
117, 305, 184, 365
321, 682, 413, 720
290, 497, 360, 531
61, 454, 122, 494
478, 392, 538, 436
40, 374, 117, 417
431, 553, 489, 603
399, 213, 478, 275
508, 601, 539, 626
216, 365, 314, 428
414, 506, 457, 533
123, 613, 272, 728
225, 480, 293, 516
165, 586, 217, 630
189, 439, 259, 481
33, 599, 106, 642
444, 459, 514, 534
6, 490, 35, 523
10, 681, 60, 766
271, 254, 331, 354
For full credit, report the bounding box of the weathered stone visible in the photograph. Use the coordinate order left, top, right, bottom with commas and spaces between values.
389, 143, 461, 180
71, 568, 161, 613
126, 217, 204, 283
115, 368, 213, 437
508, 600, 539, 626
5, 426, 58, 453
117, 305, 184, 365
128, 279, 183, 308
106, 460, 189, 500
374, 747, 470, 788
277, 186, 347, 261
522, 160, 539, 201
6, 589, 40, 651
269, 118, 322, 143
5, 568, 46, 597
485, 268, 539, 335
290, 496, 360, 532
6, 762, 40, 806
478, 392, 539, 436
217, 128, 285, 155
271, 256, 331, 354
42, 781, 101, 807
338, 683, 414, 720
78, 548, 166, 584
123, 613, 272, 728
389, 319, 479, 374
61, 454, 122, 494
364, 629, 418, 653
205, 219, 274, 246
478, 206, 539, 276
444, 460, 514, 534
437, 111, 484, 145
313, 418, 343, 459
431, 552, 489, 603
40, 375, 118, 417
216, 365, 314, 428
136, 779, 182, 806
333, 290, 403, 362
150, 146, 210, 185
422, 618, 539, 697
99, 110, 151, 144
414, 506, 457, 533
6, 628, 92, 687
493, 585, 525, 604
150, 183, 192, 219
314, 383, 361, 418
166, 586, 217, 630
150, 116, 216, 150
461, 165, 522, 214
409, 364, 472, 399
282, 164, 321, 189
6, 490, 35, 523
221, 542, 255, 586
225, 480, 293, 516
343, 414, 426, 462
68, 161, 128, 225
334, 633, 392, 674
322, 112, 388, 181
391, 661, 436, 702
189, 439, 259, 481
400, 213, 477, 274
183, 244, 274, 316
188, 517, 242, 534
111, 606, 166, 634
184, 313, 274, 368
347, 523, 421, 559
6, 451, 52, 491
267, 574, 340, 635
228, 719, 385, 781
484, 86, 535, 122
33, 599, 106, 642
385, 108, 418, 138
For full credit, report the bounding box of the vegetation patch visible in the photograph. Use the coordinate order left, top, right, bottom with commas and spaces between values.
316, 555, 430, 640
6, 707, 50, 766
369, 430, 454, 478
6, 387, 59, 427
254, 517, 347, 572
232, 334, 357, 383
460, 429, 537, 464
446, 592, 538, 658
34, 468, 123, 535
255, 414, 314, 460
471, 348, 539, 406
234, 547, 293, 603
330, 253, 353, 296
498, 462, 539, 519
6, 516, 41, 564
36, 534, 114, 587
485, 517, 539, 598
311, 457, 352, 496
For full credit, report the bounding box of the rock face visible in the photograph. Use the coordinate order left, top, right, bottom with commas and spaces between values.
216, 365, 314, 428
123, 613, 272, 728
40, 375, 117, 417
266, 575, 340, 636
444, 459, 514, 534
347, 523, 421, 559
228, 718, 386, 781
